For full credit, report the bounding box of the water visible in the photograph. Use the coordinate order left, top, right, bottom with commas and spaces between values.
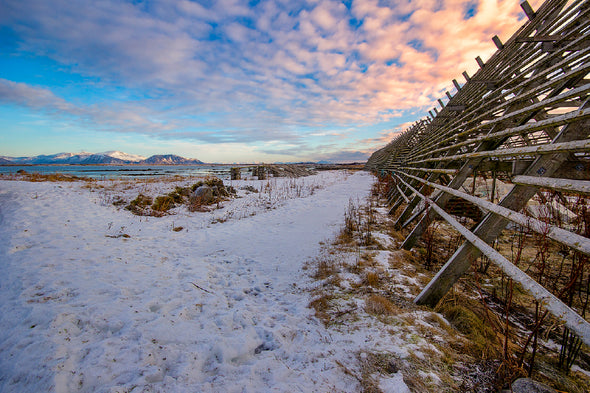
0, 165, 251, 180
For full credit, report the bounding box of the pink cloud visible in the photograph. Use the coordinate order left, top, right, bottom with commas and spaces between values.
1, 0, 551, 156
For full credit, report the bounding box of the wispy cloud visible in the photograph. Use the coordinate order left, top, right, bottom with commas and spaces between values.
0, 0, 543, 159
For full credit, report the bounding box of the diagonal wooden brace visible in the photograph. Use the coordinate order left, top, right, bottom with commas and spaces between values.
415, 118, 589, 307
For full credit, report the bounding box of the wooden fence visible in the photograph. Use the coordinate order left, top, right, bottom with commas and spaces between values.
365, 0, 590, 345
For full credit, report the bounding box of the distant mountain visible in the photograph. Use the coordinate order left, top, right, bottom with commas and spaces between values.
101, 151, 146, 162
141, 154, 203, 165
0, 152, 203, 165
1, 152, 93, 165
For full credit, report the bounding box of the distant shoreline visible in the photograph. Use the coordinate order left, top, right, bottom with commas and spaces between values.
0, 162, 366, 180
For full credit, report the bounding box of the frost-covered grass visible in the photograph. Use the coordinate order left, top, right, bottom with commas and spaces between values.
305, 181, 590, 392
305, 196, 486, 392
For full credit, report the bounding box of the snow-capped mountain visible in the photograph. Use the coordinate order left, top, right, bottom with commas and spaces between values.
140, 154, 203, 165
99, 151, 146, 162
0, 152, 203, 165
2, 152, 95, 164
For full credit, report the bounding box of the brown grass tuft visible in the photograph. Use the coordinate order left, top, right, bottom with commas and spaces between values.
363, 271, 381, 288
435, 294, 502, 360
365, 294, 400, 316
309, 294, 334, 324
312, 256, 339, 280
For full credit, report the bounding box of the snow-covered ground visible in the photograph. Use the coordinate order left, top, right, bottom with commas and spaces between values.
0, 171, 410, 392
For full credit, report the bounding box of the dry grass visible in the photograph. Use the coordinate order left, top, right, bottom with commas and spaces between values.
305, 175, 590, 392
435, 293, 503, 360
310, 255, 339, 280
354, 352, 402, 393
309, 294, 335, 324
1, 172, 88, 182
334, 227, 355, 245
365, 294, 401, 316
363, 271, 381, 288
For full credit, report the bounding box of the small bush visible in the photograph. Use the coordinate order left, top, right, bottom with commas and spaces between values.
125, 194, 153, 215
123, 178, 236, 216
168, 187, 189, 203
152, 195, 175, 212
191, 177, 231, 200
204, 177, 224, 188
188, 199, 209, 212
174, 186, 190, 196
112, 197, 127, 206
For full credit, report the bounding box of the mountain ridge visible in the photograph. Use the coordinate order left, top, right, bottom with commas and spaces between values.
0, 152, 204, 165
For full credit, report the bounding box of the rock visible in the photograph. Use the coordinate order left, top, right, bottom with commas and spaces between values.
190, 186, 215, 205
511, 378, 557, 393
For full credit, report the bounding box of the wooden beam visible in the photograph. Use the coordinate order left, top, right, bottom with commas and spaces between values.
398, 174, 590, 346
492, 35, 504, 50
400, 171, 590, 255
512, 175, 590, 194
415, 116, 589, 308
520, 1, 536, 21
409, 138, 590, 165
476, 56, 485, 68
446, 105, 466, 112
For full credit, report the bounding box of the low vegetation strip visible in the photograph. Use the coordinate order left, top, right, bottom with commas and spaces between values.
306, 177, 589, 392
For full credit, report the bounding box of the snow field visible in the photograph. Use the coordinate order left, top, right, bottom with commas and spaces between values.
0, 171, 414, 392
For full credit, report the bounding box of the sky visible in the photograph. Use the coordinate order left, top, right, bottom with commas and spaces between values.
0, 0, 543, 163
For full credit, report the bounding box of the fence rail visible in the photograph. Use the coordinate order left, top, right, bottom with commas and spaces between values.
365, 0, 590, 346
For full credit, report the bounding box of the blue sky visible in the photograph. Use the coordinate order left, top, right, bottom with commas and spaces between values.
0, 0, 537, 163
